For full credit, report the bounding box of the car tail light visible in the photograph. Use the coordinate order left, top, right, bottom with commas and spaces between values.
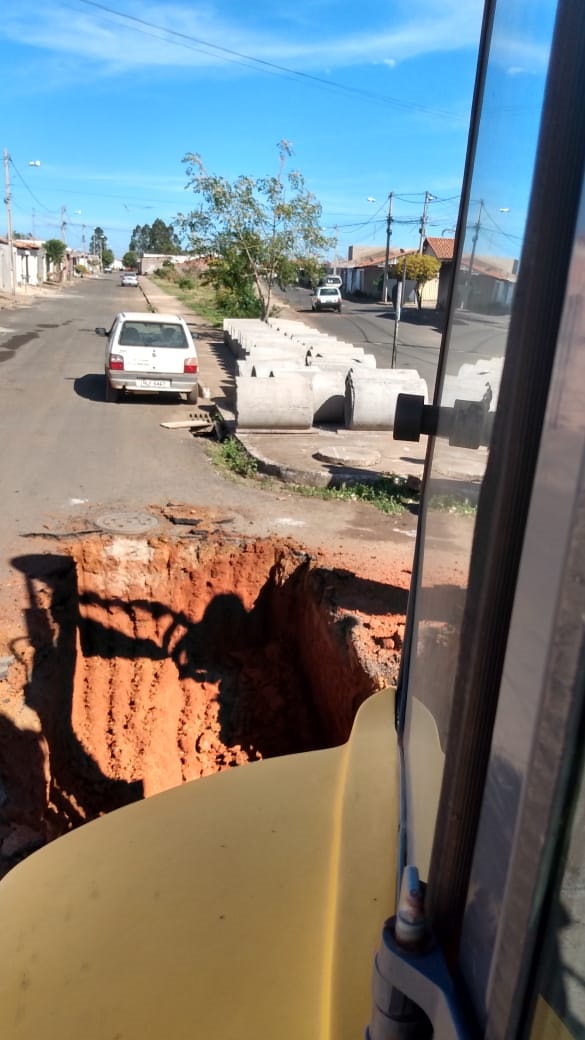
109, 354, 125, 371
184, 357, 198, 374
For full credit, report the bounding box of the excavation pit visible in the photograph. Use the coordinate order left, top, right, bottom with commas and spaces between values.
0, 531, 407, 870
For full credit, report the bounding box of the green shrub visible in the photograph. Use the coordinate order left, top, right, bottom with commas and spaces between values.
213, 437, 258, 477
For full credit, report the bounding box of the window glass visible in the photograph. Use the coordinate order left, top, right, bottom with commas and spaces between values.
527, 745, 585, 1039
119, 322, 188, 347
401, 0, 558, 876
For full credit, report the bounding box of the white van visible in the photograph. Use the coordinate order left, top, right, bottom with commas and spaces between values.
320, 275, 343, 290
95, 312, 199, 403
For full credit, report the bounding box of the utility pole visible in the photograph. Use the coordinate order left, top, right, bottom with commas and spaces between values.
3, 149, 16, 298
465, 199, 484, 307
381, 192, 393, 303
60, 206, 67, 243
418, 191, 434, 252
391, 250, 409, 368
467, 199, 484, 276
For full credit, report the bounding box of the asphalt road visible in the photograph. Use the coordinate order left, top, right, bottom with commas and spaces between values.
0, 279, 211, 543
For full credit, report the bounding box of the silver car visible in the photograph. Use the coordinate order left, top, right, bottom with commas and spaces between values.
120, 271, 139, 287
95, 311, 199, 403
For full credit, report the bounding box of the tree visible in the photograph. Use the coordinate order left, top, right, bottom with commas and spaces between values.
176, 140, 333, 321
129, 219, 181, 256
122, 250, 138, 270
150, 218, 181, 254
102, 247, 114, 268
89, 227, 108, 263
44, 238, 66, 271
298, 257, 326, 289
388, 253, 441, 311
129, 225, 149, 256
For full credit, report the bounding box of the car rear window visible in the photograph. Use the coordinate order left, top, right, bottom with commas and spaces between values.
118, 322, 188, 348
320, 288, 339, 296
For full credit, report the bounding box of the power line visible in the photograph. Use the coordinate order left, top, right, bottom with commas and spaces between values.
8, 157, 53, 212
73, 0, 460, 119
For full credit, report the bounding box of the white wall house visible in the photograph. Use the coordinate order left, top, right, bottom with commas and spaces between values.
0, 238, 47, 292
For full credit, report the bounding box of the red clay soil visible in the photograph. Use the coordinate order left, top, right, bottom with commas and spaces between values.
0, 526, 411, 874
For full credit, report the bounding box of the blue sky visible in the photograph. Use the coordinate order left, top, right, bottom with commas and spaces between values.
1, 0, 554, 262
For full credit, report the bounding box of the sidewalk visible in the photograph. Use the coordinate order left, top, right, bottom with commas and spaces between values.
139, 276, 486, 494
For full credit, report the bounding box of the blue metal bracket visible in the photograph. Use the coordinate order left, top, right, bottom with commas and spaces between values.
366, 917, 470, 1040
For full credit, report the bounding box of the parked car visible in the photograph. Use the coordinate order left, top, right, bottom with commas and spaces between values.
120, 271, 139, 287
95, 312, 199, 403
311, 286, 342, 312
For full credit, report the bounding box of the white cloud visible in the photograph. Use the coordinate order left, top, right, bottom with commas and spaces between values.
491, 27, 552, 76
1, 0, 486, 76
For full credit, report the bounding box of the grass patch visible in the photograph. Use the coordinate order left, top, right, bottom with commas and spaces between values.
295, 476, 415, 515
428, 493, 477, 515
150, 274, 225, 326
211, 437, 414, 514
211, 437, 259, 478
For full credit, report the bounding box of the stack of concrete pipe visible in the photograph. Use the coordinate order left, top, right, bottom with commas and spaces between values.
226, 318, 429, 432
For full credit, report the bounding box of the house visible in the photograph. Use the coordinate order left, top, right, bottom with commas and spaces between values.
423, 237, 518, 313
422, 237, 455, 309
342, 246, 414, 299
139, 253, 193, 275
462, 254, 518, 313
0, 237, 48, 293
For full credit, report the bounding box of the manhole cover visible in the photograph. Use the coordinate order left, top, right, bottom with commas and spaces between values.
94, 510, 160, 534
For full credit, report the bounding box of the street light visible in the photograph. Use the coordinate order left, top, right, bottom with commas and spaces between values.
367, 193, 394, 303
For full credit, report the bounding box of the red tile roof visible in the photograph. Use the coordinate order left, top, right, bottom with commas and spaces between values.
425, 237, 455, 260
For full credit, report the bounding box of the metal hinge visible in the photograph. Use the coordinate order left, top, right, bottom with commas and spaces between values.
393, 386, 493, 450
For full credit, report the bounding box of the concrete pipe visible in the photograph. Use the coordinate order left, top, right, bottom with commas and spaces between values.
345, 372, 429, 430
236, 374, 314, 430
311, 369, 347, 425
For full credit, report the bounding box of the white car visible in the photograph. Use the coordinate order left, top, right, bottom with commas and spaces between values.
311, 286, 342, 312
120, 271, 139, 287
95, 311, 199, 403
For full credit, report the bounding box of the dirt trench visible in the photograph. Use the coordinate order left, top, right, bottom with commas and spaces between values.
0, 530, 407, 872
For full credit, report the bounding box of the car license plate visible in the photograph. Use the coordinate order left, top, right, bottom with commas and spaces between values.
138, 379, 170, 389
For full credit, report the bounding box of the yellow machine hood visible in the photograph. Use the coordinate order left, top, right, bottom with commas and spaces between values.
0, 689, 397, 1039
